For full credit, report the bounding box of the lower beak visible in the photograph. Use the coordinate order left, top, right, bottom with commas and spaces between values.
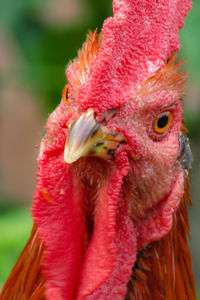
64, 109, 124, 164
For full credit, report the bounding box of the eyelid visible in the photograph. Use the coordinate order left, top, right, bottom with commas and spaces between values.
152, 102, 177, 122
157, 101, 178, 113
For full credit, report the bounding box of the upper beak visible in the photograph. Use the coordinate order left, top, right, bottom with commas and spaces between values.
64, 109, 125, 164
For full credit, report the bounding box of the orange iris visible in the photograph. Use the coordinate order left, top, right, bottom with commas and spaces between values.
153, 111, 173, 134
62, 84, 68, 104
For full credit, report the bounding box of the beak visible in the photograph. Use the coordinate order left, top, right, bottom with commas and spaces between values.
64, 109, 125, 164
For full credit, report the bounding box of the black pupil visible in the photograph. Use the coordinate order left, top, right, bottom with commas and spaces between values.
157, 114, 169, 128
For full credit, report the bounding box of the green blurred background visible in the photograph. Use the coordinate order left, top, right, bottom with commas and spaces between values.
0, 0, 199, 296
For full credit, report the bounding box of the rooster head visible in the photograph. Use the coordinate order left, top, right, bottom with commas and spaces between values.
32, 0, 192, 299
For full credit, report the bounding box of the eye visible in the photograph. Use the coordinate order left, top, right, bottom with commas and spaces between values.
153, 111, 173, 134
62, 84, 68, 104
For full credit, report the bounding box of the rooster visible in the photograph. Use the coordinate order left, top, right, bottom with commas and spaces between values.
0, 0, 196, 299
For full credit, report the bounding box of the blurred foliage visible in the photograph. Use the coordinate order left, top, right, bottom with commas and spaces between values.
179, 0, 200, 139
0, 0, 113, 112
179, 0, 200, 83
0, 206, 32, 287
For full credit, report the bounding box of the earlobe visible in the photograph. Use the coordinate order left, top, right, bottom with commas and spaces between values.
178, 134, 193, 170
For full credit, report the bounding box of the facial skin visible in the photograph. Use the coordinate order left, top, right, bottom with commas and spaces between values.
65, 61, 184, 220
107, 89, 183, 221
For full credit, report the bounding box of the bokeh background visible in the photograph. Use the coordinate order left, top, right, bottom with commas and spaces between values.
0, 0, 199, 295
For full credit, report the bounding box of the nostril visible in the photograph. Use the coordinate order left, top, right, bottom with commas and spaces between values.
99, 108, 117, 123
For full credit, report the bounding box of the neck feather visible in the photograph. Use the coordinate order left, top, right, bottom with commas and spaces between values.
0, 226, 45, 300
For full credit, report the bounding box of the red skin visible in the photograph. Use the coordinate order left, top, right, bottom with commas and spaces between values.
32, 0, 191, 299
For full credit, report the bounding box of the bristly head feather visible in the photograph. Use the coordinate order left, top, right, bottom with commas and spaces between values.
138, 55, 187, 97
66, 30, 101, 101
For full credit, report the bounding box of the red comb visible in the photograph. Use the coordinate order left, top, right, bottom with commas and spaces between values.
67, 0, 191, 114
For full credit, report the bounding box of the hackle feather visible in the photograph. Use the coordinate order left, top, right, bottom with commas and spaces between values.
0, 226, 45, 300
